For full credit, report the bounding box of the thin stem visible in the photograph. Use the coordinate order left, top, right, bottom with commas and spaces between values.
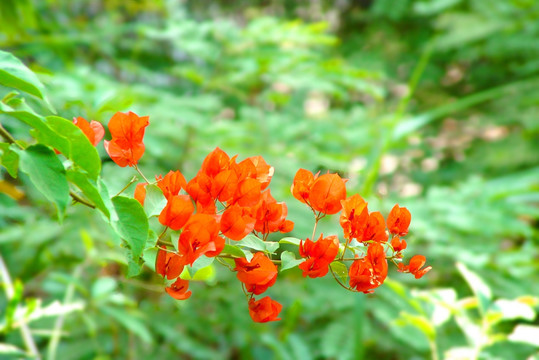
339, 256, 397, 262
115, 176, 138, 196
340, 241, 350, 261
157, 227, 169, 243
47, 265, 83, 360
70, 191, 96, 209
0, 124, 24, 149
311, 213, 321, 240
134, 165, 150, 184
328, 263, 356, 292
0, 254, 41, 360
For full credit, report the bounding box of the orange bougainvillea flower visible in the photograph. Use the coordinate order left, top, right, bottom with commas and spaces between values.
158, 195, 194, 230
186, 174, 213, 207
298, 234, 340, 278
387, 204, 411, 236
232, 178, 262, 208
349, 242, 388, 293
220, 204, 256, 240
248, 296, 282, 323
134, 182, 148, 205
291, 169, 318, 205
309, 173, 347, 215
104, 111, 149, 167
73, 116, 105, 146
211, 169, 238, 203
248, 156, 274, 190
165, 278, 192, 300
398, 255, 432, 279
234, 252, 278, 295
200, 147, 230, 178
156, 248, 185, 280
391, 236, 407, 253
359, 211, 388, 243
156, 170, 187, 199
252, 191, 294, 234
340, 194, 369, 241
177, 214, 224, 265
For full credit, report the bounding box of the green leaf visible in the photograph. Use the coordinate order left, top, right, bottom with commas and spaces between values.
395, 312, 436, 341
143, 184, 167, 217
329, 261, 348, 284
222, 244, 248, 258
280, 251, 304, 272
32, 116, 101, 179
279, 237, 302, 246
236, 234, 279, 254
457, 262, 492, 315
3, 279, 23, 332
0, 99, 56, 137
17, 144, 69, 220
67, 169, 110, 218
0, 143, 19, 177
0, 50, 46, 99
111, 196, 149, 261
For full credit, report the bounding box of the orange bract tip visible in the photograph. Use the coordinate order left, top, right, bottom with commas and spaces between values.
104, 111, 149, 167
158, 195, 194, 230
165, 278, 192, 300
308, 173, 347, 214
134, 182, 148, 206
387, 204, 411, 236
234, 252, 278, 295
73, 116, 104, 146
248, 296, 282, 323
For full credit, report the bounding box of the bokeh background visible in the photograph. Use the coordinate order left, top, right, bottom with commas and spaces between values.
1, 0, 538, 359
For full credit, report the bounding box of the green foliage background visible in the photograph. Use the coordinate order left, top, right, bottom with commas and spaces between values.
1, 0, 538, 359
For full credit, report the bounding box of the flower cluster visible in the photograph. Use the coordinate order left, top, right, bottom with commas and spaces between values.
291, 169, 432, 294
72, 110, 431, 323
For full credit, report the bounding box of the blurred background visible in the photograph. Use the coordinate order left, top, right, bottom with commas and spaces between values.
1, 0, 538, 359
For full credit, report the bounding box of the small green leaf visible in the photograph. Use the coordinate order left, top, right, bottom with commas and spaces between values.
0, 50, 46, 99
280, 251, 304, 272
17, 144, 69, 220
279, 237, 302, 246
143, 184, 167, 217
222, 244, 247, 258
0, 143, 19, 177
236, 234, 279, 254
329, 261, 348, 283
111, 196, 149, 261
